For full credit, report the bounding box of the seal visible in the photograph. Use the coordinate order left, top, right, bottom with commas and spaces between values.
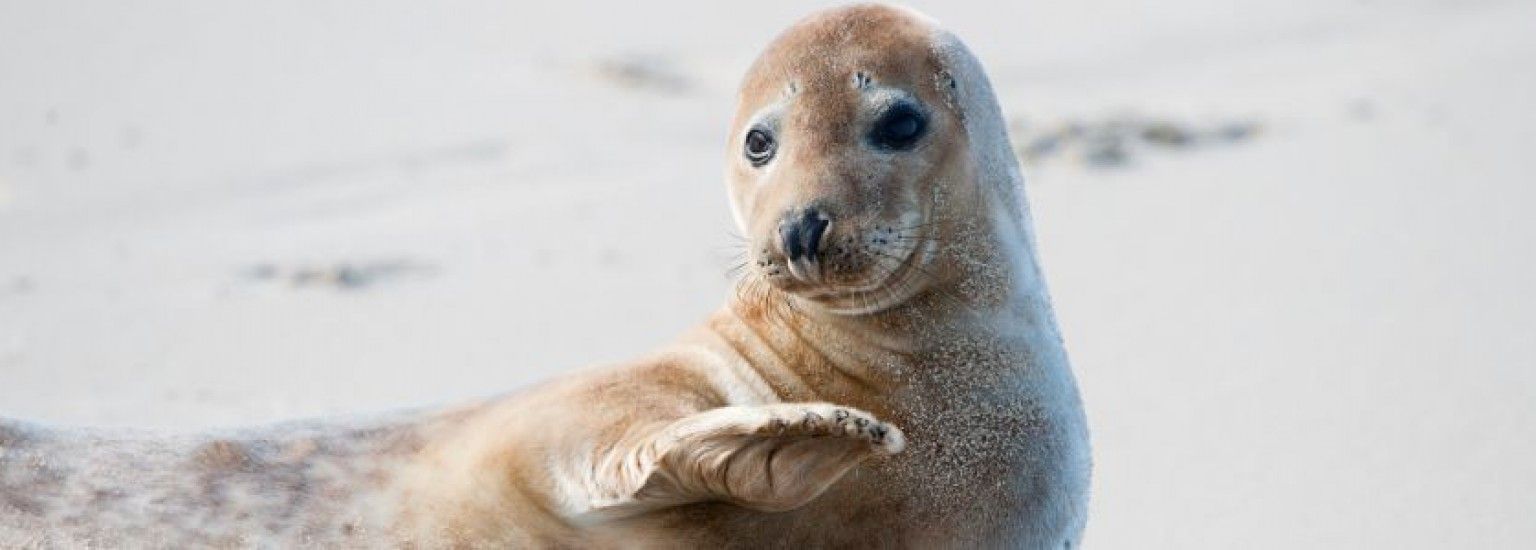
0, 4, 1089, 548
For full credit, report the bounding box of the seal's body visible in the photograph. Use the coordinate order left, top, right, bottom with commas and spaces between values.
1, 5, 1089, 548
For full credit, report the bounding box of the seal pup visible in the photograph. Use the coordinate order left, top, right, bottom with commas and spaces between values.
0, 4, 1089, 548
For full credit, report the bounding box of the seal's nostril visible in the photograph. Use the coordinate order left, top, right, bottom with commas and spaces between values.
781, 208, 829, 262
801, 209, 828, 259
780, 221, 804, 261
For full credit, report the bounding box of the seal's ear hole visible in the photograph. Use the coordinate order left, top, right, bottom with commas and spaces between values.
938, 72, 957, 91
852, 71, 872, 90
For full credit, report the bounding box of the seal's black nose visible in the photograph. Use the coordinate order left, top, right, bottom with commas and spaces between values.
779, 208, 830, 262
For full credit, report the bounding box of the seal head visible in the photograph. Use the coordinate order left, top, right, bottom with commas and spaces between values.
726, 6, 977, 315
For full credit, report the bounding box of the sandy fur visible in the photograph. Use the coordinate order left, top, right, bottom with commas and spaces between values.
0, 4, 1088, 548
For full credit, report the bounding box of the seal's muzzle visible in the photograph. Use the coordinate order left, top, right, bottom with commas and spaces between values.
779, 207, 830, 282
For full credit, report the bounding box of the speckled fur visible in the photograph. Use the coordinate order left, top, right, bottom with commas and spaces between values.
0, 411, 451, 547
0, 4, 1088, 548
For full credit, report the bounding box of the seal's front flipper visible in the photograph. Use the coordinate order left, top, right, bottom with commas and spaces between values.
581, 403, 903, 518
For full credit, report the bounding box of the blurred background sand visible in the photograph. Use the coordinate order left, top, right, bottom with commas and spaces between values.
2, 0, 1534, 547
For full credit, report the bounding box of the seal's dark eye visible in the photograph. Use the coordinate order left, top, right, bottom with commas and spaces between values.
868, 102, 927, 151
744, 128, 775, 166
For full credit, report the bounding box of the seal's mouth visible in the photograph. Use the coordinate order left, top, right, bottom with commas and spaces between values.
803, 234, 936, 315
755, 211, 938, 315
